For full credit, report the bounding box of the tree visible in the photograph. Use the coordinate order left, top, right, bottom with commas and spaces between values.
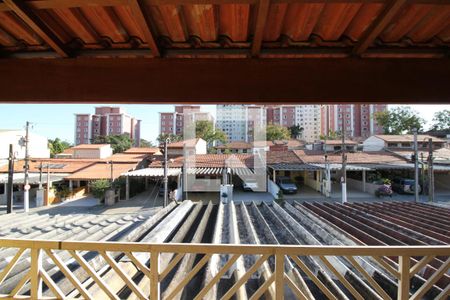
266, 124, 291, 141
90, 179, 111, 200
430, 110, 450, 131
157, 133, 182, 144
289, 124, 304, 139
374, 107, 425, 134
139, 139, 154, 147
48, 138, 72, 157
92, 134, 132, 153
195, 120, 227, 144
319, 130, 341, 141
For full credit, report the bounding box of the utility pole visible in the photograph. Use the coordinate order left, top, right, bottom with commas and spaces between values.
109, 160, 114, 184
413, 129, 419, 203
6, 144, 14, 214
38, 161, 43, 189
341, 130, 347, 204
428, 138, 434, 202
163, 138, 169, 208
23, 121, 30, 212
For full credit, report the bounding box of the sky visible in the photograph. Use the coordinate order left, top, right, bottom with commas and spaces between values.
0, 104, 448, 144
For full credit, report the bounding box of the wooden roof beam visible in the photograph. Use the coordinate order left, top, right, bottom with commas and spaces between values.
3, 0, 70, 57
128, 0, 160, 57
352, 0, 408, 56
251, 0, 270, 57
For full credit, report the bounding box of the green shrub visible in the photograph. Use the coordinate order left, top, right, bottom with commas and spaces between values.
90, 180, 111, 200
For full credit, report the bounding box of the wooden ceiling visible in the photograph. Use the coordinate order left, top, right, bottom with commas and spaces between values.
0, 0, 449, 103
0, 0, 449, 58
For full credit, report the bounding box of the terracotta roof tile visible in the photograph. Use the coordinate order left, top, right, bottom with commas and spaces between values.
71, 144, 111, 149
124, 147, 160, 154
373, 135, 446, 143
66, 162, 138, 180
294, 150, 407, 164
0, 159, 96, 174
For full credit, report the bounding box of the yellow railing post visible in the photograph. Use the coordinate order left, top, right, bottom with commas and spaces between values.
30, 248, 42, 299
275, 251, 284, 300
150, 251, 160, 300
398, 256, 410, 300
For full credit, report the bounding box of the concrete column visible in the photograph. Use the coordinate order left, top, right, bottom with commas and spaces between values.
69, 180, 73, 192
273, 169, 276, 182
125, 176, 130, 201
362, 170, 366, 192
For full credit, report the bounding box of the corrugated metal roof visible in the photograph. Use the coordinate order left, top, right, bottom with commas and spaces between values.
0, 0, 448, 58
122, 167, 182, 177
0, 172, 68, 184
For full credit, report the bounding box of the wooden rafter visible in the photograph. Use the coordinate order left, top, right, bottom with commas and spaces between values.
128, 0, 160, 57
251, 0, 271, 57
0, 0, 448, 12
1, 58, 450, 103
3, 0, 69, 57
352, 0, 408, 55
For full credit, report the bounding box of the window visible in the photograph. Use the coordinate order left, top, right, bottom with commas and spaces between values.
84, 128, 88, 132
162, 115, 165, 119
77, 128, 80, 132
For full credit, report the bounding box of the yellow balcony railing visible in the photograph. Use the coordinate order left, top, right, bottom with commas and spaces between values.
0, 239, 448, 300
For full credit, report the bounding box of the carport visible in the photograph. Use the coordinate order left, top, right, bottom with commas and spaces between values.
121, 168, 182, 201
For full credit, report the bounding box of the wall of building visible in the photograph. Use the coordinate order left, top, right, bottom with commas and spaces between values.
0, 131, 50, 159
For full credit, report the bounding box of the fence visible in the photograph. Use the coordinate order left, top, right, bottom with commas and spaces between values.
0, 239, 448, 300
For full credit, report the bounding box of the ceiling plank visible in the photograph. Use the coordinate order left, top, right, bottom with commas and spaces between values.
2, 0, 447, 12
128, 0, 160, 57
3, 0, 70, 57
251, 0, 271, 57
352, 0, 408, 55
1, 58, 449, 103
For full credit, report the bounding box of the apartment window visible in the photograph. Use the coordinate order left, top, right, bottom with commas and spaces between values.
346, 114, 350, 118
84, 133, 88, 138
84, 122, 88, 126
110, 122, 113, 126
84, 128, 88, 132
387, 143, 397, 147
117, 122, 120, 126
346, 120, 350, 124
84, 117, 88, 121
162, 121, 165, 125
77, 128, 80, 132
338, 114, 342, 118
162, 115, 165, 119
95, 129, 98, 133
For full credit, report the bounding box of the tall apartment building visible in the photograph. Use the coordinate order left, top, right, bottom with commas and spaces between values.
159, 106, 214, 137
267, 105, 321, 142
216, 105, 266, 143
74, 107, 141, 146
321, 104, 387, 138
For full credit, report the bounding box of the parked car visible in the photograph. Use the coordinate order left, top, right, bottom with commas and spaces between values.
242, 179, 258, 191
392, 178, 421, 194
276, 176, 298, 194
